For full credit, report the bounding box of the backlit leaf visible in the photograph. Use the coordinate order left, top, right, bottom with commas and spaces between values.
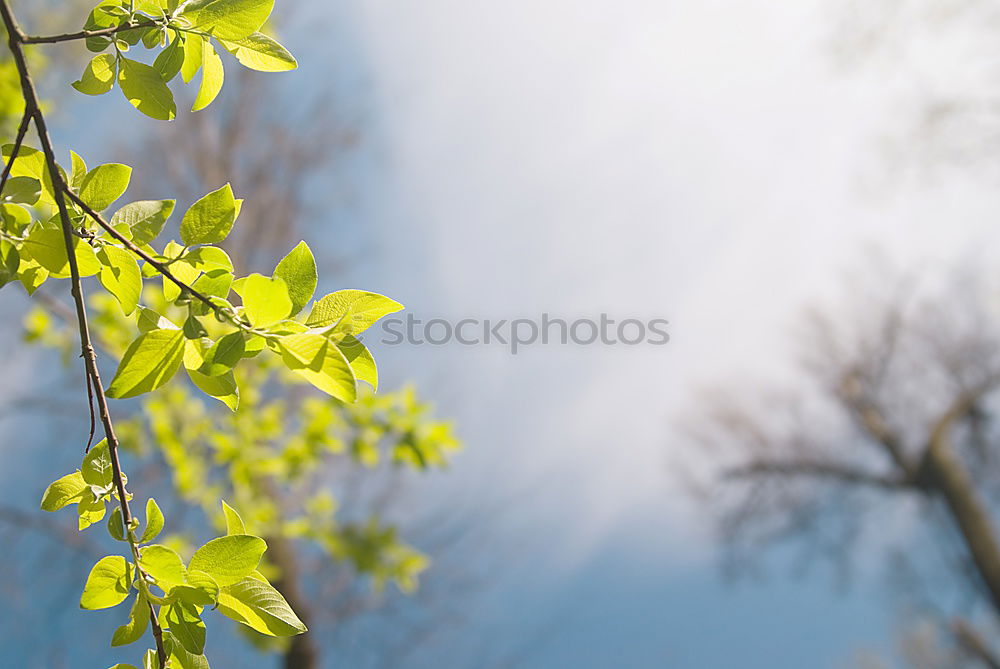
119, 58, 176, 120
72, 53, 117, 95
80, 555, 131, 610
218, 31, 296, 72
188, 535, 265, 586
107, 328, 186, 399
273, 241, 316, 316
180, 183, 238, 245
217, 576, 307, 636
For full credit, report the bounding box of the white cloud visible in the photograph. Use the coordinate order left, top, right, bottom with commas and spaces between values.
328, 0, 1000, 569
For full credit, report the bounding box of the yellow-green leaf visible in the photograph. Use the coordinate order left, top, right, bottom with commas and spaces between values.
217, 576, 307, 636
98, 246, 142, 316
141, 498, 164, 543
72, 53, 117, 95
40, 471, 87, 511
218, 31, 296, 72
276, 333, 357, 402
188, 535, 265, 586
180, 183, 238, 245
107, 328, 186, 399
139, 544, 186, 587
192, 39, 224, 112
305, 290, 403, 335
80, 555, 131, 610
234, 273, 292, 327
119, 57, 176, 120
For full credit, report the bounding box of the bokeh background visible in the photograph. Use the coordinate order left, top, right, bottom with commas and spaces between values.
5, 0, 1000, 667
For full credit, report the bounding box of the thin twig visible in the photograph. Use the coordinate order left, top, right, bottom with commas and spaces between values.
0, 2, 167, 663
61, 186, 255, 333
0, 108, 30, 195
21, 18, 161, 45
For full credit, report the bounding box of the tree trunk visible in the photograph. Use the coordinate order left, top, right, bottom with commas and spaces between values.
266, 534, 320, 669
922, 396, 1000, 615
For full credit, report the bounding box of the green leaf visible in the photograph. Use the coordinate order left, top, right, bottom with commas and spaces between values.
187, 368, 239, 410
305, 290, 404, 335
22, 226, 100, 277
119, 58, 176, 120
235, 273, 292, 327
154, 35, 185, 82
276, 333, 357, 402
221, 500, 245, 535
182, 0, 274, 41
108, 506, 126, 541
180, 183, 238, 245
180, 33, 204, 83
188, 535, 266, 586
165, 602, 206, 654
192, 268, 233, 300
162, 243, 201, 302
78, 490, 107, 529
170, 570, 219, 606
218, 31, 296, 72
112, 591, 150, 647
98, 246, 142, 316
80, 163, 131, 211
80, 555, 131, 610
107, 328, 186, 399
217, 576, 307, 636
82, 438, 113, 487
40, 471, 87, 511
69, 151, 88, 193
110, 200, 175, 246
184, 246, 234, 272
83, 3, 119, 52
273, 241, 316, 316
192, 40, 224, 112
165, 631, 210, 669
142, 649, 160, 669
141, 498, 164, 543
2, 176, 41, 204
337, 334, 378, 390
183, 315, 208, 340
2, 144, 56, 204
137, 307, 177, 333
73, 53, 118, 96
183, 337, 210, 371
140, 544, 186, 587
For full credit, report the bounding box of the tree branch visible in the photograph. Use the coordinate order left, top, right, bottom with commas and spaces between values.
917, 385, 1000, 615
724, 459, 910, 490
953, 618, 1000, 669
0, 107, 30, 194
0, 2, 167, 664
21, 18, 161, 45
60, 186, 256, 333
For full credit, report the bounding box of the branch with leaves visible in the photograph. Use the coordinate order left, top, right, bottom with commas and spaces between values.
0, 1, 404, 667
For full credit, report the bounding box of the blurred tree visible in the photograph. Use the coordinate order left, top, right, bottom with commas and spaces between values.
833, 0, 1000, 179
684, 263, 1000, 666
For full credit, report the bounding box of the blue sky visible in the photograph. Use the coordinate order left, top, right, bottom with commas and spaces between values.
5, 0, 1000, 666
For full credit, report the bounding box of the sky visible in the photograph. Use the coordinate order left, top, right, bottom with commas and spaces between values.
294, 0, 1000, 665
5, 0, 1000, 667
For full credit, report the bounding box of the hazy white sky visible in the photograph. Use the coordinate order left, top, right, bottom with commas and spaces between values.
312, 0, 1000, 576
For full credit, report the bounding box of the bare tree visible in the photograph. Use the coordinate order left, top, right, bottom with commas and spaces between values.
684, 261, 1000, 666
832, 0, 1000, 180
